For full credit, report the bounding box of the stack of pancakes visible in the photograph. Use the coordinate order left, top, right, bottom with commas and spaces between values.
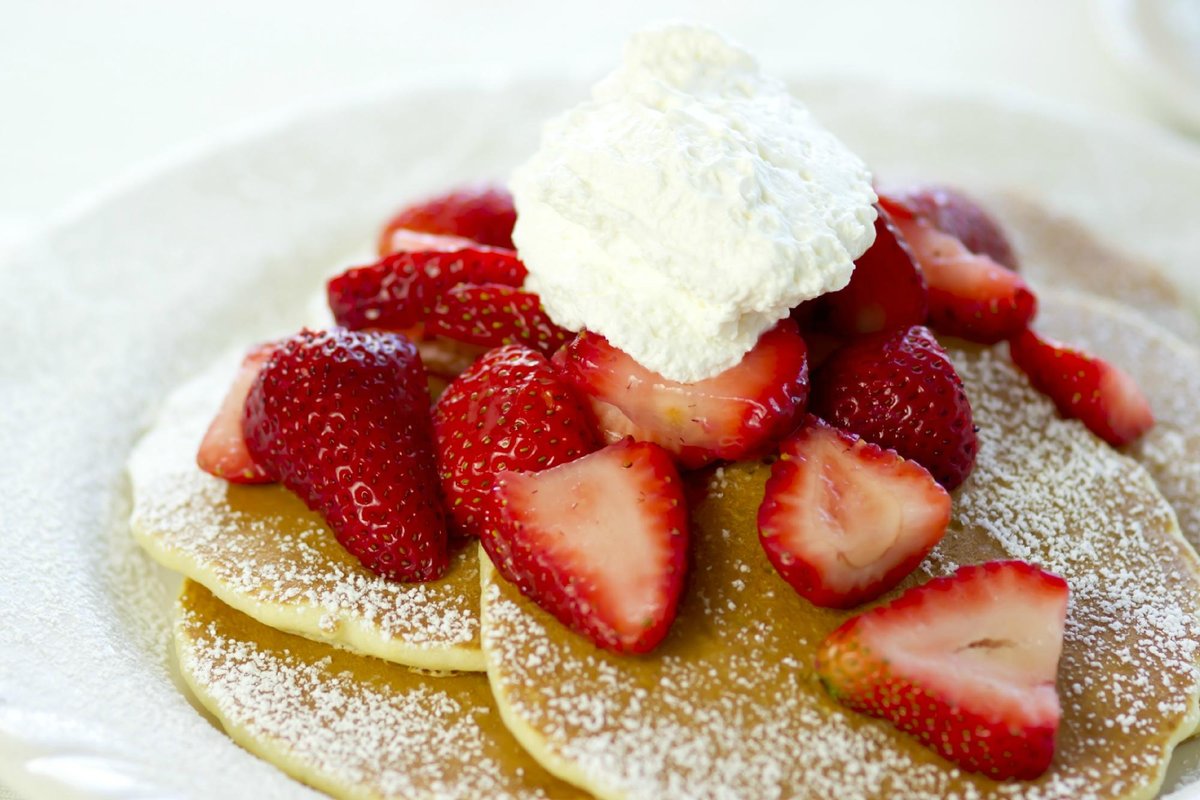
129, 199, 1200, 800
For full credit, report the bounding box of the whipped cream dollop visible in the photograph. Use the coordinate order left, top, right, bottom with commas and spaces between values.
510, 25, 877, 382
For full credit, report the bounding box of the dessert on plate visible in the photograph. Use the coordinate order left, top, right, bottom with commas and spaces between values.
129, 23, 1200, 800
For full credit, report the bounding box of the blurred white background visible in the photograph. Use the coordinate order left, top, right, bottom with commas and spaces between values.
2, 1, 1199, 797
3, 0, 1199, 249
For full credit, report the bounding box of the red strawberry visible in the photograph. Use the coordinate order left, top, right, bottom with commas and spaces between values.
485, 438, 688, 653
243, 329, 448, 581
1009, 329, 1154, 447
196, 342, 277, 484
433, 345, 599, 539
758, 416, 950, 608
379, 183, 517, 254
881, 185, 1019, 270
816, 560, 1068, 780
554, 320, 809, 469
811, 325, 977, 490
425, 283, 573, 356
886, 212, 1036, 343
328, 248, 526, 332
802, 206, 928, 336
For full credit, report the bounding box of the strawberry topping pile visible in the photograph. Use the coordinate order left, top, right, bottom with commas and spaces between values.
192, 180, 1161, 780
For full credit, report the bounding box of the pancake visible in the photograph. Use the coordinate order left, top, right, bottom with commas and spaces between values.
1033, 289, 1200, 558
130, 355, 485, 672
480, 341, 1200, 800
175, 579, 583, 799
986, 194, 1200, 344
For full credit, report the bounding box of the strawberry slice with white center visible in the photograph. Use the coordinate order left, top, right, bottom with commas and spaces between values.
757, 416, 950, 608
881, 195, 1037, 344
382, 229, 483, 254
485, 438, 688, 654
816, 560, 1069, 781
196, 342, 277, 484
882, 184, 1019, 270
554, 320, 809, 469
1009, 328, 1154, 447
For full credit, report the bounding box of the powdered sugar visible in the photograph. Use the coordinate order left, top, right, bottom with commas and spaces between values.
482, 343, 1200, 800
176, 581, 573, 799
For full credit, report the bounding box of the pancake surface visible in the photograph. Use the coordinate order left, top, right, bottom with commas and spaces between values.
481, 342, 1200, 800
1033, 289, 1200, 557
989, 194, 1200, 343
175, 580, 582, 799
131, 357, 484, 671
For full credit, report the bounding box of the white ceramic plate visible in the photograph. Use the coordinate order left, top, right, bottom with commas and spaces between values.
3, 78, 1200, 800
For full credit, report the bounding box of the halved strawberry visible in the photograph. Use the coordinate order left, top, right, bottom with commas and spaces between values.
811, 325, 977, 490
485, 438, 688, 654
1009, 328, 1154, 447
554, 320, 809, 469
327, 248, 526, 332
196, 342, 277, 484
425, 283, 573, 356
758, 416, 950, 608
433, 345, 599, 539
816, 560, 1068, 781
379, 183, 517, 254
885, 210, 1036, 343
801, 206, 928, 336
881, 185, 1019, 270
243, 329, 448, 582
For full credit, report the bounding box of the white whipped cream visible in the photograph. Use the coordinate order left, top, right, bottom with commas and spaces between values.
510, 25, 877, 382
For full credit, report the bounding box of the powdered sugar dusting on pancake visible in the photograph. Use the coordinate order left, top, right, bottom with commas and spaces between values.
176, 580, 579, 799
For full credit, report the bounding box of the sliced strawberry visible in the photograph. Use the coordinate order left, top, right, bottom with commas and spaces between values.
383, 229, 484, 255
811, 325, 977, 490
425, 283, 573, 356
802, 206, 928, 336
1009, 328, 1154, 447
881, 185, 1019, 270
485, 438, 688, 653
327, 248, 526, 332
554, 320, 809, 469
243, 329, 448, 581
433, 345, 599, 539
758, 416, 950, 608
816, 560, 1068, 780
886, 212, 1036, 343
379, 183, 517, 254
196, 342, 277, 484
